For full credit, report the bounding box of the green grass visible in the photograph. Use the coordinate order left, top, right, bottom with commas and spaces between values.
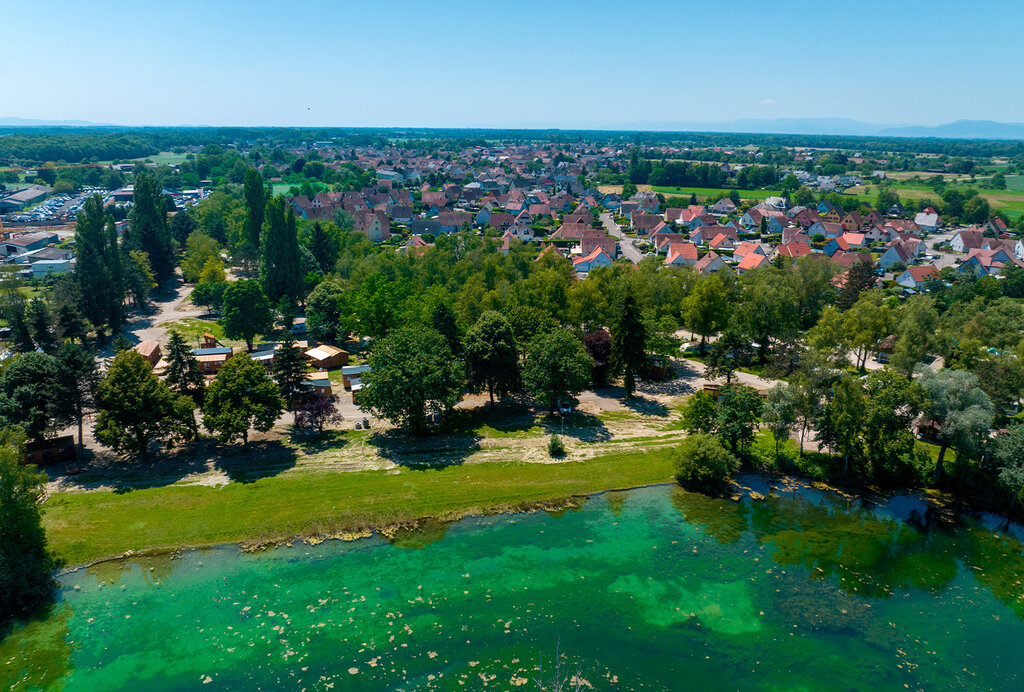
131, 152, 189, 166
272, 183, 296, 196
43, 448, 676, 566
651, 186, 779, 200
161, 317, 227, 345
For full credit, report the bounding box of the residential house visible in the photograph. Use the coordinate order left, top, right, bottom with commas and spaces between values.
665, 242, 699, 267
895, 265, 939, 289
581, 234, 617, 258
878, 239, 919, 269
304, 345, 349, 370
709, 198, 737, 215
354, 210, 390, 241
950, 227, 985, 253
773, 242, 813, 259
135, 340, 161, 367
959, 247, 1023, 275
841, 211, 863, 232
301, 371, 333, 398
439, 210, 473, 233
808, 221, 844, 239
733, 241, 766, 262
193, 347, 233, 375
736, 252, 769, 274
572, 247, 613, 274
914, 208, 941, 231
695, 251, 725, 275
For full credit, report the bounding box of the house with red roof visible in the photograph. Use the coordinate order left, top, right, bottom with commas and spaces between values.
736, 252, 769, 274
695, 251, 726, 275
665, 242, 699, 267
895, 264, 939, 289
572, 247, 613, 274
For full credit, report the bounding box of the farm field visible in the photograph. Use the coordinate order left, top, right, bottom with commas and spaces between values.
650, 185, 780, 200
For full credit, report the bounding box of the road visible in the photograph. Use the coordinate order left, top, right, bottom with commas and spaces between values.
600, 212, 641, 264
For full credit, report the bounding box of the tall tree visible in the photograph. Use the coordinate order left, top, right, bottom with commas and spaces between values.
431, 303, 462, 357
0, 352, 58, 442
75, 193, 123, 337
360, 326, 465, 435
683, 274, 729, 354
308, 221, 338, 273
917, 367, 994, 482
522, 329, 592, 413
260, 196, 301, 306
25, 299, 55, 353
52, 342, 99, 448
762, 383, 797, 463
611, 294, 646, 396
169, 208, 199, 247
890, 296, 940, 378
95, 350, 195, 463
203, 353, 284, 450
836, 259, 876, 311
704, 330, 753, 385
583, 329, 613, 387
0, 428, 58, 627
815, 375, 867, 478
273, 336, 309, 420
305, 279, 346, 343
126, 167, 175, 283
243, 168, 267, 252
464, 311, 520, 405
715, 384, 762, 455
163, 330, 206, 404
222, 279, 274, 351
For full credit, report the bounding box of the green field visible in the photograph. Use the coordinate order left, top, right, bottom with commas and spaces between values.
43, 448, 676, 566
272, 183, 296, 196
847, 181, 1024, 218
651, 186, 779, 200
131, 151, 189, 166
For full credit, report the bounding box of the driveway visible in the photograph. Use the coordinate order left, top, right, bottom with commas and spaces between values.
600, 212, 641, 264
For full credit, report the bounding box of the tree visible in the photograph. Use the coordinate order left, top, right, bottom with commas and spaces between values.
180, 231, 222, 283
762, 384, 797, 463
995, 425, 1024, 513
715, 384, 762, 455
95, 350, 196, 462
843, 290, 895, 370
733, 267, 798, 363
621, 182, 637, 198
611, 294, 646, 396
74, 193, 124, 337
25, 298, 55, 352
672, 434, 740, 495
890, 296, 940, 378
203, 353, 285, 450
308, 222, 338, 273
260, 196, 301, 306
431, 302, 462, 357
862, 370, 924, 483
360, 326, 465, 435
683, 274, 729, 354
52, 342, 99, 447
583, 329, 613, 387
704, 330, 753, 385
243, 168, 267, 252
875, 187, 900, 214
56, 303, 86, 344
917, 367, 994, 482
518, 330, 590, 413
126, 167, 175, 283
169, 208, 199, 247
273, 336, 309, 419
975, 355, 1024, 416
681, 390, 718, 435
464, 311, 520, 405
295, 393, 344, 433
0, 428, 58, 626
163, 330, 205, 404
836, 258, 877, 312
0, 352, 58, 442
192, 281, 227, 314
222, 279, 274, 351
815, 376, 866, 478
305, 279, 346, 343
124, 249, 156, 308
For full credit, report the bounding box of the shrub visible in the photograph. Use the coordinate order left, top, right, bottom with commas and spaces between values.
672, 434, 740, 494
548, 434, 566, 458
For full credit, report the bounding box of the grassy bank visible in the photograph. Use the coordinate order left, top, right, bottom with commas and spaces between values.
43, 448, 676, 567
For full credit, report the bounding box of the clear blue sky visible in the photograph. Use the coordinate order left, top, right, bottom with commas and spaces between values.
7, 0, 1023, 128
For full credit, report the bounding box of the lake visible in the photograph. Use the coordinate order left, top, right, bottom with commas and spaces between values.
4, 479, 1024, 690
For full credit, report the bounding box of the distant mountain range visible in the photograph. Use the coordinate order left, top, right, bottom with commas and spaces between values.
4, 116, 1024, 140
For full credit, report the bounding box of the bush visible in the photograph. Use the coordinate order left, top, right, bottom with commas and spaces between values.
672, 434, 740, 494
547, 434, 566, 458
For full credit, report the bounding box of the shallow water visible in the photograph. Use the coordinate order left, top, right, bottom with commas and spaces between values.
5, 481, 1024, 691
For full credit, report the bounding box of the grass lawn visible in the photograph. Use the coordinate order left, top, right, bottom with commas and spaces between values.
43, 448, 676, 566
651, 186, 779, 200
272, 183, 296, 196
130, 152, 189, 166
160, 317, 228, 345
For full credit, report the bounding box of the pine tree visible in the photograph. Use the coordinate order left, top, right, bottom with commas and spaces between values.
26, 299, 54, 353
163, 330, 206, 404
273, 335, 309, 419
837, 258, 877, 311
56, 303, 86, 344
126, 168, 175, 283
243, 168, 267, 252
52, 342, 99, 447
10, 303, 34, 353
611, 294, 646, 397
431, 303, 462, 356
260, 196, 301, 305
309, 222, 333, 273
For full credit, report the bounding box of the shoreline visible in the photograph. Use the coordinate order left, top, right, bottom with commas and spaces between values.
56, 481, 678, 574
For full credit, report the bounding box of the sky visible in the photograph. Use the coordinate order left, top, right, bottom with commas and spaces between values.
6, 0, 1024, 129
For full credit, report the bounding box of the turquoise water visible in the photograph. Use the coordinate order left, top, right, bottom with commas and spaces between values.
5, 480, 1024, 690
